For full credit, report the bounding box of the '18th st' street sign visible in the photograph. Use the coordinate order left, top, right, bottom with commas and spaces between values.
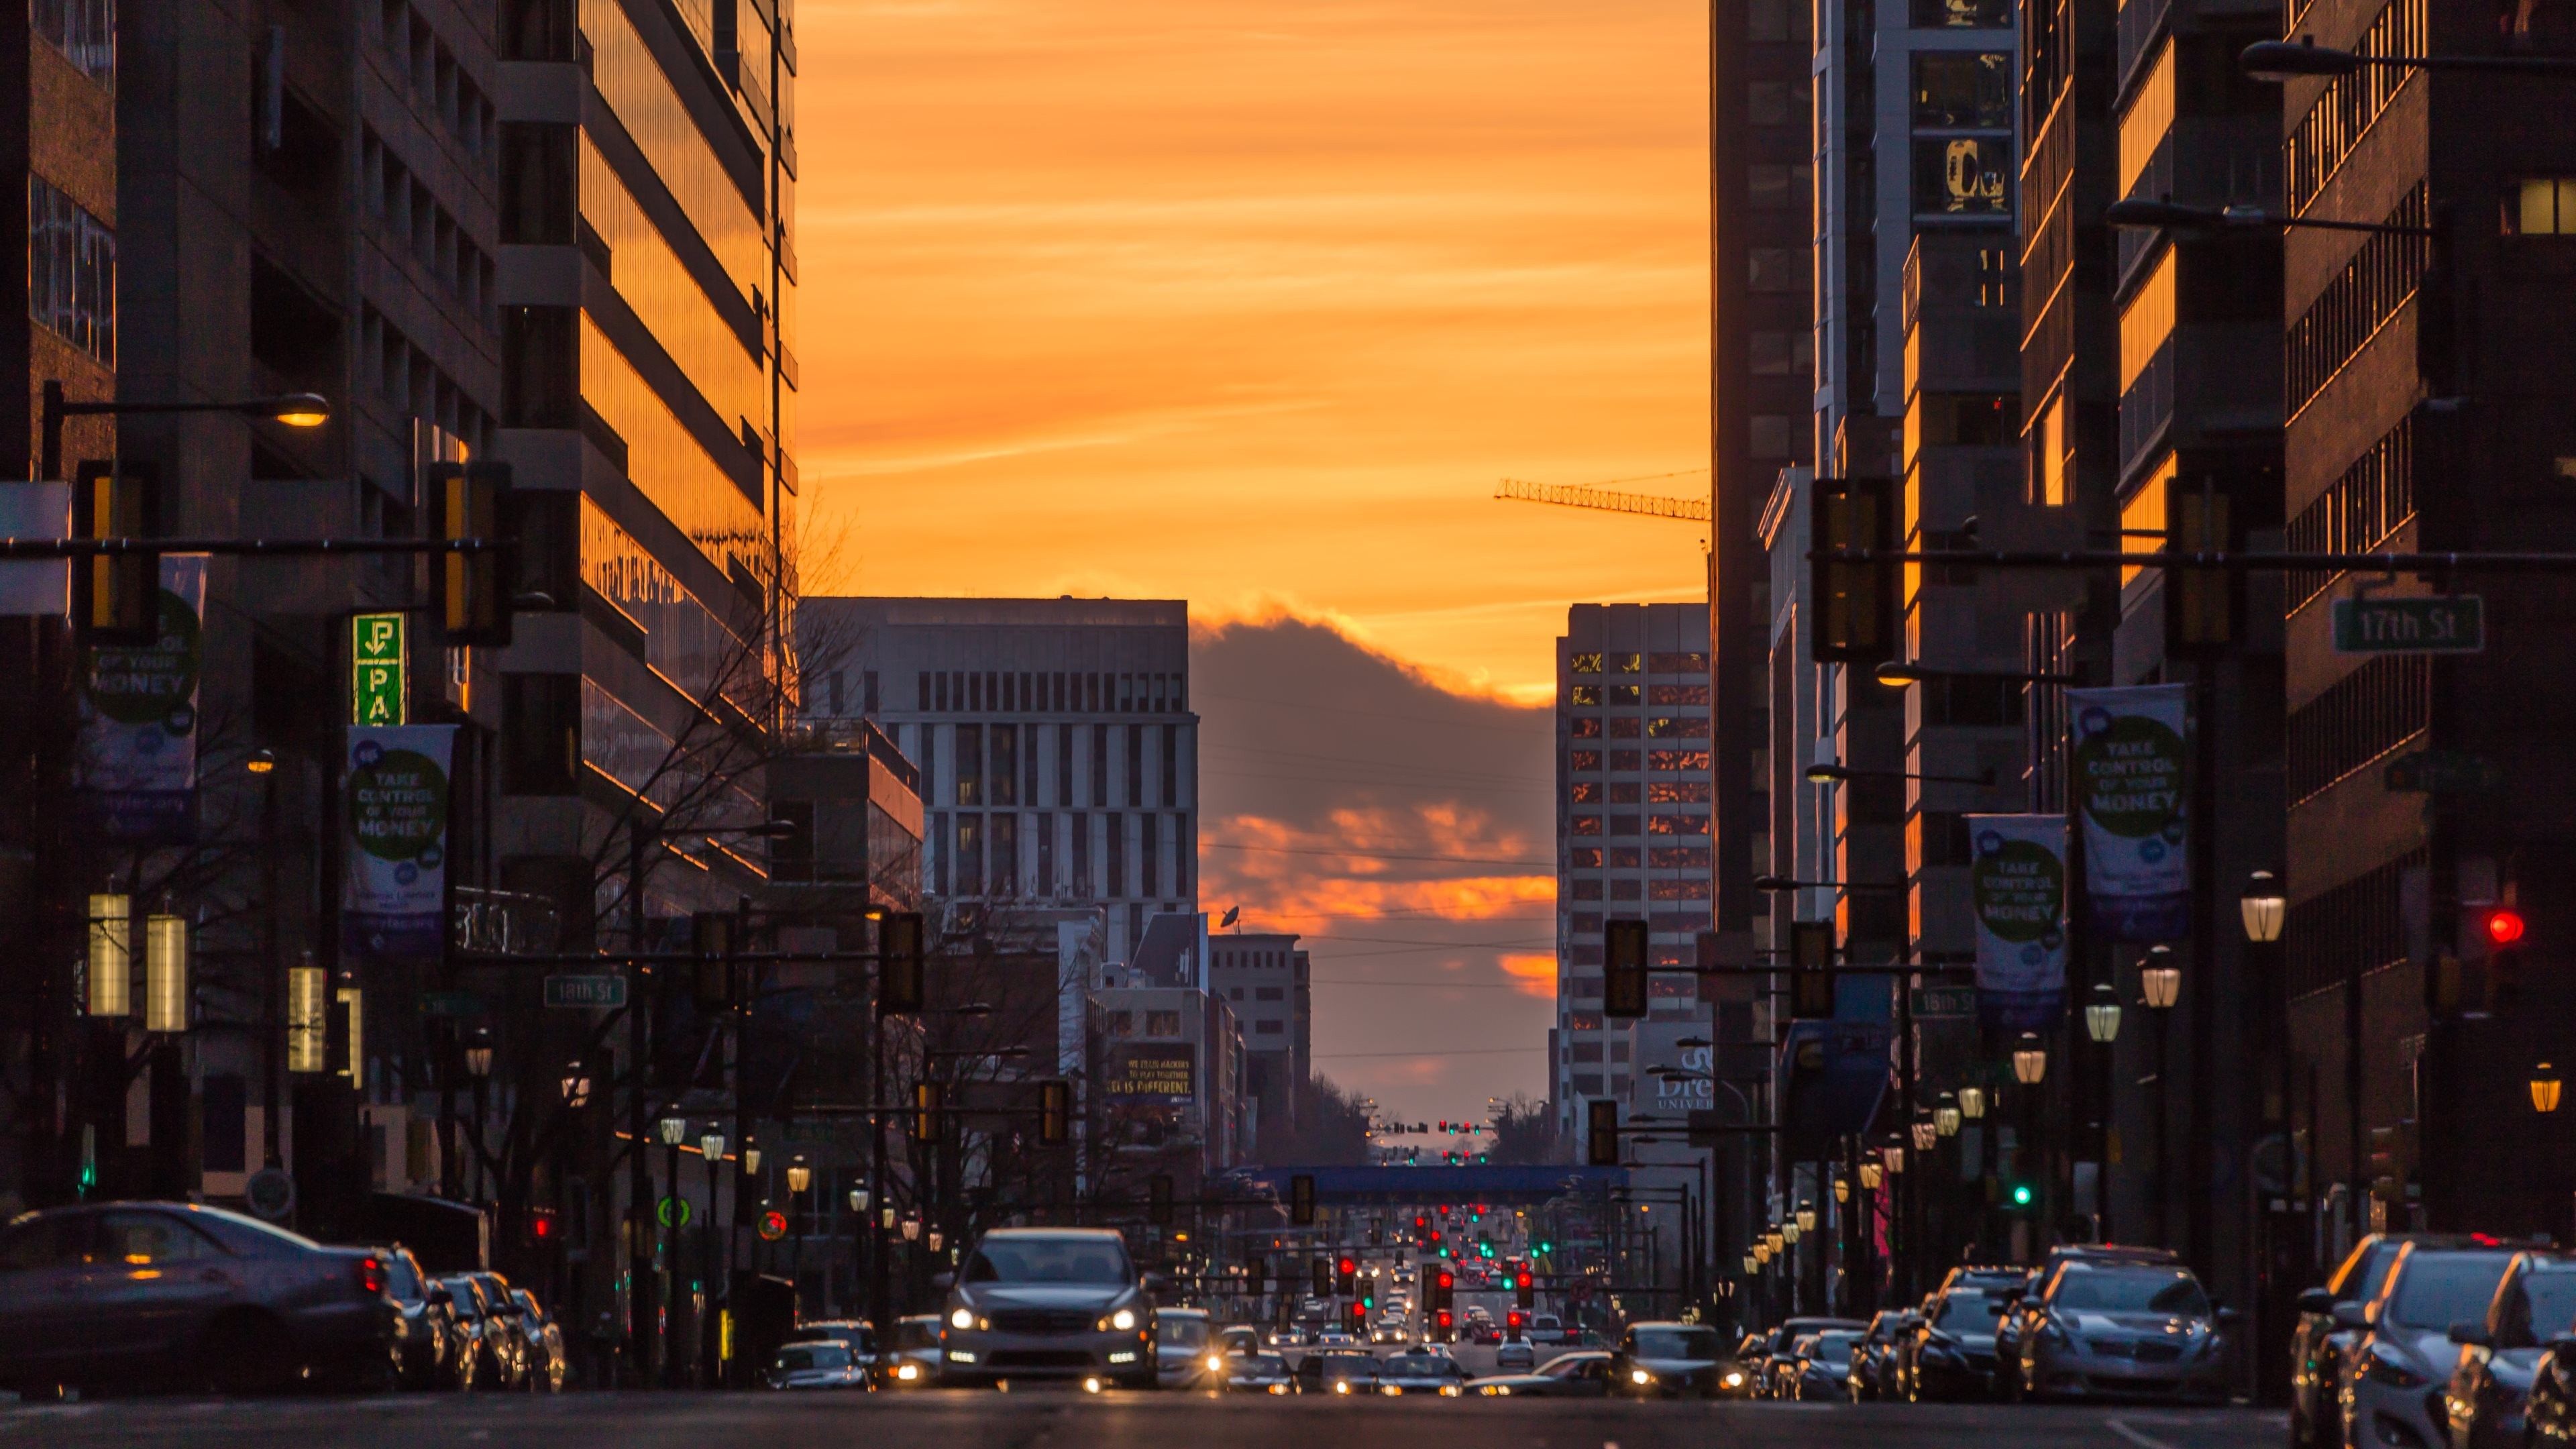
2330, 595, 2483, 655
543, 973, 627, 1009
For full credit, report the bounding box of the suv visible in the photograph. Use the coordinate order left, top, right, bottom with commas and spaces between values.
1902, 1283, 2010, 1401
1993, 1246, 2180, 1402
2341, 1243, 2516, 1449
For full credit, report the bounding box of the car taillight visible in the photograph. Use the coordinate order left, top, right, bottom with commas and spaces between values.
358, 1256, 388, 1295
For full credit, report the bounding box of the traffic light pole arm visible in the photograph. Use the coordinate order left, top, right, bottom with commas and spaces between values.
1815, 545, 2576, 574
0, 536, 506, 557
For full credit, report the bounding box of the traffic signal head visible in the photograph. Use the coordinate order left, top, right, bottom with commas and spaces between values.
2485, 908, 2528, 947
1587, 1097, 1621, 1167
1149, 1173, 1175, 1226
2166, 484, 2239, 649
431, 461, 515, 647
1603, 918, 1649, 1019
1788, 919, 1835, 1018
2009, 1181, 2035, 1208
877, 912, 926, 1015
1507, 1310, 1523, 1330
1291, 1173, 1317, 1226
912, 1081, 943, 1142
1437, 1309, 1453, 1331
72, 460, 158, 647
1038, 1079, 1071, 1144
1812, 474, 1896, 663
1338, 1255, 1356, 1275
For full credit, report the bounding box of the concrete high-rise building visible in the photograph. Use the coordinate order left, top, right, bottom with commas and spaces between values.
1553, 604, 1714, 1141
1209, 930, 1310, 1150
797, 597, 1199, 967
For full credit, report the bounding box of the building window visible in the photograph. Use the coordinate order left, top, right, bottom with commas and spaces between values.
1140, 812, 1160, 898
32, 0, 114, 83
1091, 725, 1108, 806
1161, 724, 1179, 805
2120, 246, 2176, 396
1255, 986, 1285, 1002
1647, 652, 1708, 674
1107, 812, 1126, 896
28, 176, 115, 365
1647, 683, 1710, 706
1173, 812, 1192, 897
1608, 718, 1641, 740
1607, 684, 1640, 705
1607, 781, 1640, 804
1569, 716, 1602, 739
1570, 814, 1603, 837
1570, 652, 1602, 674
1570, 685, 1602, 706
1650, 878, 1713, 900
990, 724, 1018, 806
1256, 1020, 1284, 1034
1648, 749, 1713, 771
1648, 846, 1711, 869
1071, 810, 1090, 894
1912, 0, 2010, 23
953, 814, 983, 895
1572, 879, 1603, 900
2507, 178, 2576, 235
1646, 717, 1709, 739
2286, 185, 2430, 415
1145, 1010, 1182, 1037
1570, 749, 1603, 771
1912, 136, 2009, 216
1568, 847, 1603, 868
1036, 812, 1055, 894
955, 723, 982, 805
2287, 417, 2414, 612
2120, 454, 2176, 586
1057, 724, 1074, 806
1610, 879, 1642, 900
1913, 52, 2013, 129
1570, 781, 1601, 804
2118, 40, 2176, 199
991, 814, 1020, 895
1126, 725, 1144, 806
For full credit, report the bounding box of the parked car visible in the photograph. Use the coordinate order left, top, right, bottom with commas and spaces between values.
1296, 1348, 1383, 1396
1754, 1316, 1866, 1398
2445, 1250, 2576, 1449
509, 1288, 568, 1393
1218, 1350, 1297, 1393
0, 1202, 399, 1395
1470, 1349, 1615, 1397
441, 1274, 525, 1390
767, 1340, 871, 1390
1377, 1348, 1468, 1397
1994, 1246, 2181, 1402
1270, 1326, 1311, 1348
1611, 1321, 1727, 1398
2010, 1258, 2233, 1403
1902, 1285, 2008, 1401
1790, 1330, 1862, 1401
380, 1246, 458, 1390
788, 1319, 879, 1376
2519, 1324, 2576, 1445
883, 1314, 942, 1387
2292, 1235, 2468, 1449
1847, 1310, 1920, 1401
2340, 1244, 2516, 1449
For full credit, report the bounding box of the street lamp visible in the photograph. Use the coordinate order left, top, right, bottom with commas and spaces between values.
2085, 984, 2124, 1044
1753, 873, 1908, 893
2141, 945, 2182, 1010
788, 1157, 813, 1195
2104, 197, 2435, 239
1796, 1201, 1817, 1234
902, 1217, 922, 1242
2241, 36, 2576, 81
38, 382, 332, 480
1957, 1084, 1986, 1120
559, 1061, 592, 1110
2241, 870, 2287, 945
1872, 661, 2082, 688
86, 893, 129, 1018
2012, 1033, 2048, 1085
1911, 1114, 1938, 1152
1804, 761, 1996, 787
2534, 1063, 2565, 1115
1935, 1093, 1962, 1137
659, 1116, 688, 1147
1881, 1142, 1907, 1175
1858, 1159, 1883, 1191
464, 1030, 494, 1079
1744, 1253, 1760, 1274
849, 1187, 870, 1213
1833, 1175, 1849, 1205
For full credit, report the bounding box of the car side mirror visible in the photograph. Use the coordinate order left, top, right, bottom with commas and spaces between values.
930, 1271, 955, 1293
2449, 1322, 2493, 1348
2331, 1301, 2371, 1330
2215, 1307, 2243, 1326
2298, 1288, 2335, 1316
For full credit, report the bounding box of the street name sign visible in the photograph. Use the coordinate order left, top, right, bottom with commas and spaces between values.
2384, 750, 2504, 796
544, 973, 627, 1009
1911, 986, 1977, 1018
2330, 596, 2483, 655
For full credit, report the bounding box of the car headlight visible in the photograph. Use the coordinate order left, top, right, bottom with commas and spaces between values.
1723, 1371, 1744, 1387
896, 1363, 920, 1381
1111, 1308, 1137, 1332
1207, 1355, 1226, 1373
1334, 1381, 1351, 1395
950, 1307, 977, 1330
1480, 1384, 1511, 1396
1269, 1383, 1289, 1395
1440, 1384, 1462, 1397
1631, 1368, 1652, 1385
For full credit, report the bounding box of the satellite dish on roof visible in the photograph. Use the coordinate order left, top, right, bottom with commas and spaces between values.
1220, 906, 1240, 929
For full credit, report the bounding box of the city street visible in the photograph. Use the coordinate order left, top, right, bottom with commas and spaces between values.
0, 1391, 2282, 1449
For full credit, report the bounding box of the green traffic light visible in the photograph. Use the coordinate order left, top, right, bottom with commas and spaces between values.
2010, 1183, 2035, 1207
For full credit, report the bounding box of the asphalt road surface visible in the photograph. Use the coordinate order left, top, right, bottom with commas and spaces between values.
0, 1389, 2284, 1449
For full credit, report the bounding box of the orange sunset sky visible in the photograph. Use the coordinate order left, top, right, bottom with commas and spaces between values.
795, 0, 1713, 1117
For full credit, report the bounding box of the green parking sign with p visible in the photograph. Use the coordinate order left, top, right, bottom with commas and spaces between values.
350, 611, 408, 725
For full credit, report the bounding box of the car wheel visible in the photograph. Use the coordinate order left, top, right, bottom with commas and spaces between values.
201, 1311, 297, 1396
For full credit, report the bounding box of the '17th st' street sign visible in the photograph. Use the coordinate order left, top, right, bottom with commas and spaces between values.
2331, 595, 2483, 655
543, 973, 627, 1009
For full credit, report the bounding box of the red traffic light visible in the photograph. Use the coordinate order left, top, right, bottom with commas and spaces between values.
1515, 1271, 1532, 1289
1437, 1310, 1453, 1328
1436, 1271, 1453, 1290
2487, 908, 2528, 946
1414, 1215, 1427, 1230
1507, 1311, 1523, 1328
527, 1210, 555, 1242
1338, 1256, 1356, 1275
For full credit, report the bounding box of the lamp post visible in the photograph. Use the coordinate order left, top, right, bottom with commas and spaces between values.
657, 1114, 688, 1388
2532, 1065, 2564, 1116
464, 1028, 494, 1203
2241, 36, 2576, 80
2140, 945, 2181, 1246
788, 1156, 812, 1291
37, 380, 329, 480
701, 1130, 727, 1385
848, 1186, 871, 1318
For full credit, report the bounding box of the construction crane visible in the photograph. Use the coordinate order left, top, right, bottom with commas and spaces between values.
1492, 474, 1710, 523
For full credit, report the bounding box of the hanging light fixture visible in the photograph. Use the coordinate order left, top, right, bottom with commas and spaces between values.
86, 893, 129, 1018
1858, 1159, 1883, 1191
928, 1230, 944, 1252
287, 960, 329, 1072
1882, 1142, 1907, 1175
746, 1144, 763, 1175
1752, 1242, 1770, 1266
1763, 1228, 1784, 1254
1958, 1083, 1987, 1120
2012, 1032, 2048, 1085
788, 1157, 813, 1194
658, 1115, 688, 1146
1911, 1114, 1937, 1152
902, 1217, 922, 1242
1743, 1253, 1760, 1274
1935, 1091, 1962, 1137
1796, 1200, 1817, 1233
850, 1187, 871, 1213
1833, 1176, 1849, 1204
2241, 869, 2287, 945
2085, 983, 2123, 1044
559, 1061, 592, 1109
881, 1207, 896, 1230
2534, 1062, 2565, 1115
1781, 1219, 1801, 1245
144, 909, 189, 1033
701, 1131, 728, 1163
2141, 945, 2182, 1010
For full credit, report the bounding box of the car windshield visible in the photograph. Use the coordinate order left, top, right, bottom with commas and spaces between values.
1633, 1328, 1721, 1359
965, 1236, 1132, 1285
2388, 1254, 2515, 1330
778, 1344, 853, 1371
1318, 1355, 1377, 1377
1236, 1354, 1289, 1374
1162, 1318, 1210, 1348
2051, 1268, 2211, 1316
1540, 1354, 1593, 1377
895, 1320, 938, 1349
1939, 1295, 2006, 1331
1388, 1354, 1462, 1377
2526, 1275, 2576, 1336
442, 1279, 484, 1313
1812, 1332, 1858, 1359
384, 1254, 423, 1297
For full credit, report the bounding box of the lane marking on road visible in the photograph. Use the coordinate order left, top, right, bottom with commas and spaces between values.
2106, 1418, 2181, 1449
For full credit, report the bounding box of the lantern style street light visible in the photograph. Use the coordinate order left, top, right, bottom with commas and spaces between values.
1858, 1159, 1884, 1191
1782, 1219, 1801, 1246
746, 1144, 763, 1175
2241, 869, 2287, 944
1935, 1092, 1962, 1137
1744, 1253, 1760, 1274
2141, 945, 2182, 1010
1833, 1176, 1850, 1204
2012, 1033, 2048, 1085
1911, 1114, 1937, 1152
87, 893, 130, 1018
701, 1131, 727, 1163
902, 1217, 922, 1242
850, 1187, 871, 1213
559, 1062, 592, 1110
2086, 984, 2123, 1044
465, 1029, 494, 1079
1881, 1142, 1907, 1175
1957, 1084, 1987, 1120
788, 1157, 813, 1195
1796, 1201, 1817, 1234
658, 1116, 688, 1146
2534, 1063, 2565, 1115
